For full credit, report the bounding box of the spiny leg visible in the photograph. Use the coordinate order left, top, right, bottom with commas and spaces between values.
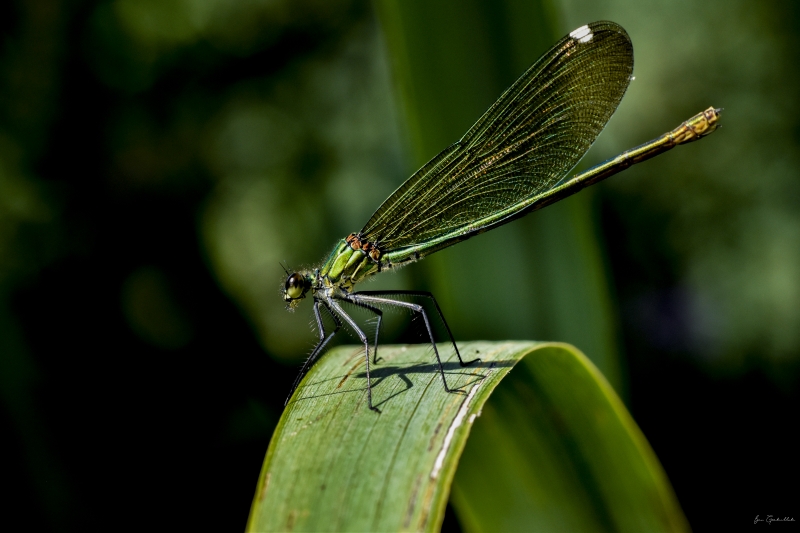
284, 300, 341, 406
345, 299, 383, 364
347, 292, 471, 394
353, 290, 481, 367
328, 298, 379, 411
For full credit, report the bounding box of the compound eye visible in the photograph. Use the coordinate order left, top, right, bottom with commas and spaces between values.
285, 273, 305, 299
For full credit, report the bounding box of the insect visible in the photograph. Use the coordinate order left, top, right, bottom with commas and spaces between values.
282, 21, 721, 410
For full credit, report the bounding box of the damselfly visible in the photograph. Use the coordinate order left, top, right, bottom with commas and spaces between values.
282, 21, 721, 410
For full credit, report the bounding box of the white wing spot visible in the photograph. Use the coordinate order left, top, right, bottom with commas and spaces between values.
570, 24, 593, 43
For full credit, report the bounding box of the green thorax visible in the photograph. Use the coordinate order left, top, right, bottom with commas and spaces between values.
318, 239, 380, 290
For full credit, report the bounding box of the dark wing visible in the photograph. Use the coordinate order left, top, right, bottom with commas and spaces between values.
360, 21, 633, 253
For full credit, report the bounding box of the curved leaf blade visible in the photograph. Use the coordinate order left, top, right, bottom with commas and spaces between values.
451, 345, 690, 532
246, 342, 687, 532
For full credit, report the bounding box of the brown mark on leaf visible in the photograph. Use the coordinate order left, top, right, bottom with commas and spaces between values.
406, 479, 436, 531
403, 474, 423, 529
258, 472, 271, 502
285, 509, 309, 531
286, 410, 330, 439
428, 400, 458, 452
416, 476, 440, 531
337, 358, 363, 388
428, 421, 444, 452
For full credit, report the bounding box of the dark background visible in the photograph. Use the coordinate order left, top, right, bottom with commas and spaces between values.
1, 0, 797, 531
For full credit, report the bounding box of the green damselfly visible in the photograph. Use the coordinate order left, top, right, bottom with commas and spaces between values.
282, 21, 721, 410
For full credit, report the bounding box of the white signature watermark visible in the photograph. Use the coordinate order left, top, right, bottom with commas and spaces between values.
754, 515, 795, 525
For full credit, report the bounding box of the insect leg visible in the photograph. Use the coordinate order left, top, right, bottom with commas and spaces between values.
327, 298, 379, 411
353, 290, 481, 367
284, 300, 341, 406
347, 293, 459, 393
345, 299, 384, 364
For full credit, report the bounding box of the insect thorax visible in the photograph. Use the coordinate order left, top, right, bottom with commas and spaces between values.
318, 235, 381, 290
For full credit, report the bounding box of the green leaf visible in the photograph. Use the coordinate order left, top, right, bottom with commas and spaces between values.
246, 342, 688, 532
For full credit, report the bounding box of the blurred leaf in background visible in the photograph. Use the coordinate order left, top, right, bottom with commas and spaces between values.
199, 16, 410, 360
560, 0, 800, 375
0, 0, 797, 531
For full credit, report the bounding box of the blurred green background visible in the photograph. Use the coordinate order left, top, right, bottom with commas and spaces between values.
1, 0, 797, 531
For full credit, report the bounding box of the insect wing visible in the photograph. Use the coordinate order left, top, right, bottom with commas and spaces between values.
360, 21, 633, 254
